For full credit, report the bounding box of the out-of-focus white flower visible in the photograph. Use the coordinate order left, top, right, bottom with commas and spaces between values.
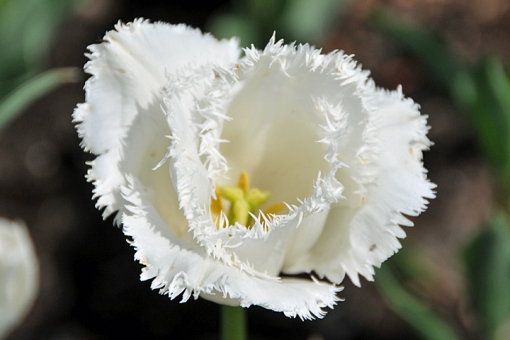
73, 19, 435, 319
0, 218, 39, 338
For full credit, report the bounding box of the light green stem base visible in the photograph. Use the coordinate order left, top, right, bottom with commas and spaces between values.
221, 305, 247, 340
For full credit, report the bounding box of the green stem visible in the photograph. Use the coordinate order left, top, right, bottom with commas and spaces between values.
221, 305, 246, 340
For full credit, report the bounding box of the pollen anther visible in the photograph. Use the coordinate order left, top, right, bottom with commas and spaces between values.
211, 171, 285, 229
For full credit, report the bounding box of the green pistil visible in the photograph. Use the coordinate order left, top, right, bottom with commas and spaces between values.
219, 185, 270, 226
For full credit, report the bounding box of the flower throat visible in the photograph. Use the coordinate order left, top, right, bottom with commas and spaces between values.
211, 171, 285, 228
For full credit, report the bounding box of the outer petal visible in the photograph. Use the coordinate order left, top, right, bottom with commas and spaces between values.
121, 178, 341, 320
288, 86, 436, 285
73, 19, 240, 220
0, 219, 39, 338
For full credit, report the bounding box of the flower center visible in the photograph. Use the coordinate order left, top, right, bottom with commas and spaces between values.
211, 171, 286, 228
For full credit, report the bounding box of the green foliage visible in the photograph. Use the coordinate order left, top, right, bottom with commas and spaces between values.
0, 0, 79, 130
373, 8, 510, 339
207, 0, 347, 48
372, 8, 510, 191
376, 254, 461, 340
452, 60, 510, 188
0, 67, 79, 130
463, 213, 510, 339
279, 0, 343, 44
371, 9, 460, 92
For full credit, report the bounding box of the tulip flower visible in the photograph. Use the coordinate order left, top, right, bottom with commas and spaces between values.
74, 19, 435, 320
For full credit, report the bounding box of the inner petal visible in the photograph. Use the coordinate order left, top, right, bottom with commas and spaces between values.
219, 64, 329, 207
122, 101, 191, 243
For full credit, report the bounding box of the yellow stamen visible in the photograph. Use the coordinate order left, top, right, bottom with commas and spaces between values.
210, 185, 223, 216
210, 172, 286, 229
238, 171, 250, 194
263, 202, 287, 216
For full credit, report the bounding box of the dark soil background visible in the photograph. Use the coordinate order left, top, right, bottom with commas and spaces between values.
1, 0, 509, 339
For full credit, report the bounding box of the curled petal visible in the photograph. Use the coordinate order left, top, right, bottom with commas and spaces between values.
287, 87, 436, 285
73, 19, 239, 220
122, 178, 341, 320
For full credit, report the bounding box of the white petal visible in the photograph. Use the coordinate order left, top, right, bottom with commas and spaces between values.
220, 43, 341, 207
0, 219, 39, 338
291, 86, 436, 285
73, 19, 240, 220
222, 40, 435, 287
121, 179, 341, 320
211, 39, 361, 276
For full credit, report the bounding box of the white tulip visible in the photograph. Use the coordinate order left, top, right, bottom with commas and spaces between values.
0, 218, 39, 338
74, 19, 435, 320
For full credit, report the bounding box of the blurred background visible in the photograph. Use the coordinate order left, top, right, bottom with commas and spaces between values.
1, 0, 510, 339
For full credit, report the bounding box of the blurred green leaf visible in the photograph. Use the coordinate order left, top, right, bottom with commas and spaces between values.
452, 60, 510, 185
387, 246, 438, 286
486, 59, 510, 183
207, 13, 260, 48
372, 8, 510, 191
22, 0, 74, 70
371, 8, 462, 92
280, 0, 346, 44
486, 58, 510, 118
0, 0, 80, 131
463, 212, 510, 339
0, 0, 78, 96
208, 0, 284, 48
0, 67, 79, 130
208, 0, 346, 48
246, 0, 284, 23
376, 264, 461, 340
